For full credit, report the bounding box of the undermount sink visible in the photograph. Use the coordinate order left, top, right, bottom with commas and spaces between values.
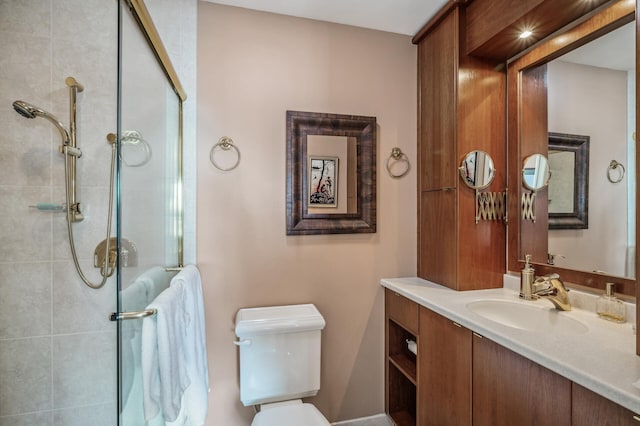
466, 300, 589, 335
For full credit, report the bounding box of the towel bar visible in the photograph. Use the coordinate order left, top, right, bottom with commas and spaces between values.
109, 308, 157, 321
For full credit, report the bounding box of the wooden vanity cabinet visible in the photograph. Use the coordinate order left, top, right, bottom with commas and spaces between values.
416, 3, 506, 291
472, 334, 571, 426
418, 306, 471, 426
385, 289, 419, 425
385, 294, 638, 425
572, 383, 640, 425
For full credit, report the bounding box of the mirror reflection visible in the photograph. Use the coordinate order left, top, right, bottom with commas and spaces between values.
522, 154, 551, 191
459, 150, 495, 190
521, 21, 635, 278
307, 135, 357, 214
548, 132, 590, 229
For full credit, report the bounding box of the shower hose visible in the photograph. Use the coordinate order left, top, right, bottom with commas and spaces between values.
63, 140, 117, 289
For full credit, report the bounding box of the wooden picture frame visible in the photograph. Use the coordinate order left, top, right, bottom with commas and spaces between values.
286, 110, 376, 235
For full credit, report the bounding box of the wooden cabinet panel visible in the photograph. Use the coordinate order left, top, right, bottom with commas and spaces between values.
385, 288, 419, 334
385, 291, 418, 425
572, 383, 639, 426
465, 0, 610, 60
416, 3, 506, 291
418, 307, 471, 426
418, 8, 458, 192
418, 190, 457, 288
472, 334, 571, 426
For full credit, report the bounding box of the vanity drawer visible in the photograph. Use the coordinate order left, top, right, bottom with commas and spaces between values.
385, 288, 419, 334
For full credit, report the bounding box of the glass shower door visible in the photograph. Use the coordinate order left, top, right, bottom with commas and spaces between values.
117, 0, 184, 424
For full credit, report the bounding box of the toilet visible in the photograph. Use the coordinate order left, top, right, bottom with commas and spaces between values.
234, 304, 330, 426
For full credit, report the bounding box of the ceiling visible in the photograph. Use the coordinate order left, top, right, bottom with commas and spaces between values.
202, 0, 448, 35
202, 0, 635, 70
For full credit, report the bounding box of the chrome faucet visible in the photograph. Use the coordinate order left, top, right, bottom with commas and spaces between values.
531, 274, 572, 311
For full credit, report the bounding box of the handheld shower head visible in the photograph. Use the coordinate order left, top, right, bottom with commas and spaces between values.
12, 100, 71, 145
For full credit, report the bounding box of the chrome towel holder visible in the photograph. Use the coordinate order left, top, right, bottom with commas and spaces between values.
607, 160, 625, 183
386, 147, 410, 178
210, 136, 241, 171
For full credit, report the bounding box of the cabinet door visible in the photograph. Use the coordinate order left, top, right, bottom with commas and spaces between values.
418, 307, 471, 426
472, 334, 571, 426
572, 383, 639, 425
418, 189, 457, 288
418, 8, 458, 192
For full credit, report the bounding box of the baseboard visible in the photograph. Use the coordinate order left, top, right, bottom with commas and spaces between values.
331, 413, 393, 426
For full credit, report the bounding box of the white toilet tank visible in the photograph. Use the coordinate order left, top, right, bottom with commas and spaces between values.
235, 304, 326, 407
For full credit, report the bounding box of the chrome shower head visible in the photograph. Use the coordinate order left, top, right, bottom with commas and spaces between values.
12, 100, 71, 145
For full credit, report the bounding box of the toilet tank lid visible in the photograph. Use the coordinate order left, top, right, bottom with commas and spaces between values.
235, 304, 326, 337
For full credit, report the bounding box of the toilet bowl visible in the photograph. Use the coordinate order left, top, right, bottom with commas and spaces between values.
234, 304, 330, 425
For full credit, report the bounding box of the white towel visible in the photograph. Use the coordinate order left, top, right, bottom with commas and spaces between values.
120, 279, 148, 406
141, 284, 191, 422
169, 265, 210, 426
136, 266, 174, 304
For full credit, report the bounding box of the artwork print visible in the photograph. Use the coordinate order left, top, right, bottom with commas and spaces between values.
309, 156, 338, 207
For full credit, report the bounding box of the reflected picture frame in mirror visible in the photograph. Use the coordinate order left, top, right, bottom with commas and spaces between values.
506, 0, 636, 297
286, 110, 376, 235
548, 132, 589, 230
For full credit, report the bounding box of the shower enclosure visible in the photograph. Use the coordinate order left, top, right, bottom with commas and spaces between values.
0, 0, 190, 424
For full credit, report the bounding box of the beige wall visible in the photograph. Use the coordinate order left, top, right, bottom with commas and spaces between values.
197, 3, 417, 424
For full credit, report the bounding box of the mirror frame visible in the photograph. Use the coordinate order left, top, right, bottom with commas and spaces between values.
506, 0, 636, 297
548, 132, 590, 229
286, 110, 377, 235
458, 150, 496, 190
522, 153, 551, 191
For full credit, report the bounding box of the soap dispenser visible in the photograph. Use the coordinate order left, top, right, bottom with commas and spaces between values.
596, 283, 626, 323
520, 254, 535, 300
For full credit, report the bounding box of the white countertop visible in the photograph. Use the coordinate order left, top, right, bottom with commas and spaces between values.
380, 276, 640, 413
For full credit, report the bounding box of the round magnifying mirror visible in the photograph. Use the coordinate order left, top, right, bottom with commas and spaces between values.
459, 150, 496, 190
522, 154, 551, 191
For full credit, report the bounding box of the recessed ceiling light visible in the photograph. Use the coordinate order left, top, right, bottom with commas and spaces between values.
519, 30, 533, 39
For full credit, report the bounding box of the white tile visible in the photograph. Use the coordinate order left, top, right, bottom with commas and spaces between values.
51, 0, 117, 43
0, 337, 52, 416
52, 260, 116, 334
0, 187, 53, 262
53, 402, 116, 426
0, 0, 51, 38
0, 262, 52, 338
52, 332, 116, 408
0, 411, 52, 426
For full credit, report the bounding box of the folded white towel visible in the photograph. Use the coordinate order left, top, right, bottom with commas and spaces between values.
169, 265, 210, 426
136, 266, 174, 304
141, 284, 191, 422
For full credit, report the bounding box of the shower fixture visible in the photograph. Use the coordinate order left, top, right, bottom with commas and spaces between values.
13, 77, 117, 289
12, 100, 71, 145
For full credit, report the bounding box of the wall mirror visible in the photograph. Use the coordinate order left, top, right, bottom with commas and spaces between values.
459, 150, 496, 190
507, 0, 636, 296
286, 110, 376, 235
548, 132, 590, 229
522, 154, 551, 191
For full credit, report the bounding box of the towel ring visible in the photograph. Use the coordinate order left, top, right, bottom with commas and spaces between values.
210, 136, 241, 171
386, 147, 410, 178
607, 160, 625, 183
121, 130, 152, 167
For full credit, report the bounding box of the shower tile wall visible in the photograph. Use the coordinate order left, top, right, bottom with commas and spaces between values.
0, 0, 117, 424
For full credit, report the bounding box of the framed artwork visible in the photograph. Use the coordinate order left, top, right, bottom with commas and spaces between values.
308, 156, 338, 208
286, 110, 377, 235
